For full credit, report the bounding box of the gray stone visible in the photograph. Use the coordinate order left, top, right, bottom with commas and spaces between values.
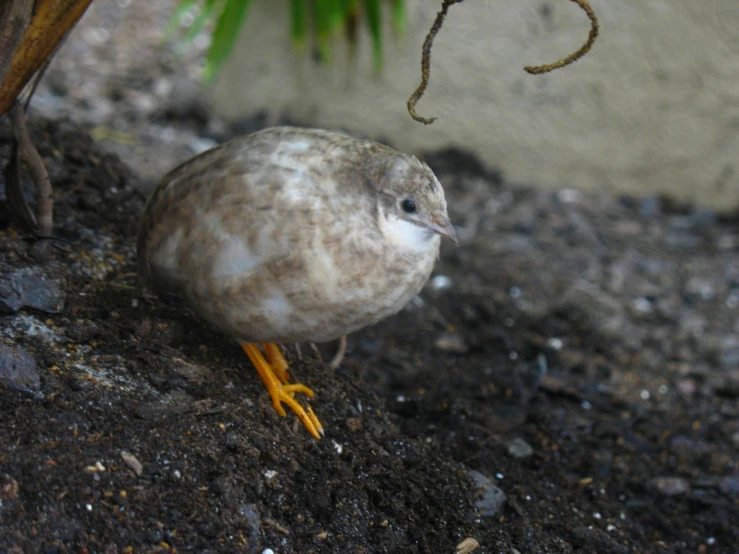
507, 437, 534, 459
434, 332, 469, 353
648, 476, 691, 496
467, 470, 506, 517
0, 342, 41, 394
0, 266, 66, 314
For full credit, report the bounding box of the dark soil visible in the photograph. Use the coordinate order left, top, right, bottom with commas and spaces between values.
1, 115, 738, 554
1, 2, 738, 553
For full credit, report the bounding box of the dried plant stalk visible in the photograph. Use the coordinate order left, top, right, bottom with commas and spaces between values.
407, 0, 463, 125
8, 101, 54, 237
0, 0, 91, 116
408, 0, 600, 125
524, 0, 599, 75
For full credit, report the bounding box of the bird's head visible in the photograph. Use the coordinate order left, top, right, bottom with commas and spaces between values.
374, 152, 457, 249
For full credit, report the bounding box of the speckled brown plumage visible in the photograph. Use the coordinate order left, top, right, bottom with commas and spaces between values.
137, 126, 456, 437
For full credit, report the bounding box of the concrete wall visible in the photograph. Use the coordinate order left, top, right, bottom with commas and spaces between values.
212, 0, 739, 209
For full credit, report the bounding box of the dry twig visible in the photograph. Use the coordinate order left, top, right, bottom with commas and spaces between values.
407, 0, 600, 124
7, 100, 53, 237
0, 0, 92, 116
523, 0, 599, 75
407, 0, 463, 125
0, 0, 34, 86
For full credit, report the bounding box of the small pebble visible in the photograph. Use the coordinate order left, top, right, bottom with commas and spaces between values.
121, 450, 143, 476
467, 470, 506, 516
507, 437, 534, 459
648, 476, 690, 496
428, 274, 453, 291
0, 266, 66, 314
434, 332, 468, 353
84, 461, 106, 473
456, 537, 480, 553
237, 503, 260, 544
0, 341, 41, 394
547, 337, 563, 351
628, 297, 653, 318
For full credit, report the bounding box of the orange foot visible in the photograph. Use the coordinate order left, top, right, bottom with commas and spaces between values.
240, 342, 323, 439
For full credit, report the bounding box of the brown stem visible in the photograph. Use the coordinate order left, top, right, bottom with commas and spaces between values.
8, 100, 53, 236
523, 0, 599, 75
408, 0, 600, 124
0, 0, 92, 117
407, 0, 464, 125
0, 0, 34, 86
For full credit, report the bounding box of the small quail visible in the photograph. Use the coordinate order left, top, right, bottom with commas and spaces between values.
137, 127, 456, 438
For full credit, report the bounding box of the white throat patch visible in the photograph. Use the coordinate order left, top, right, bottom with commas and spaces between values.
380, 214, 438, 252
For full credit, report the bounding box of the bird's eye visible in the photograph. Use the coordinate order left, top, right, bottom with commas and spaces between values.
401, 198, 416, 214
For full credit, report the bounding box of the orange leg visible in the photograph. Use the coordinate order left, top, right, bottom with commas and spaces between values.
240, 342, 323, 439
263, 343, 290, 384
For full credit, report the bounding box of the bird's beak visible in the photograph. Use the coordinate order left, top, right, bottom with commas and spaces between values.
428, 211, 458, 245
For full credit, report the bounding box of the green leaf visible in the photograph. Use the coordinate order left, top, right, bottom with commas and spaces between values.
290, 0, 307, 44
168, 0, 406, 78
314, 0, 333, 62
204, 0, 255, 81
390, 0, 406, 36
327, 0, 346, 30
363, 0, 382, 71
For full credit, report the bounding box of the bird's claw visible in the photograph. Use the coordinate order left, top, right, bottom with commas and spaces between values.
241, 342, 324, 438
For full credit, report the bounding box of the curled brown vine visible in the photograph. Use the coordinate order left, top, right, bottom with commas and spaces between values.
407, 0, 463, 125
523, 0, 599, 75
408, 0, 600, 125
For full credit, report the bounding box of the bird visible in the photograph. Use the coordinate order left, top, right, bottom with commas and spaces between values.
137, 126, 456, 438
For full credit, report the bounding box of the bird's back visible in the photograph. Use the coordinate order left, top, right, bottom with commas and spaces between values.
137, 128, 376, 290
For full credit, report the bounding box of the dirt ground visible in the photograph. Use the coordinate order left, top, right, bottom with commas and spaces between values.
1, 2, 738, 553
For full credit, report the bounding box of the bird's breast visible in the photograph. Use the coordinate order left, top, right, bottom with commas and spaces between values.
190, 212, 440, 344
